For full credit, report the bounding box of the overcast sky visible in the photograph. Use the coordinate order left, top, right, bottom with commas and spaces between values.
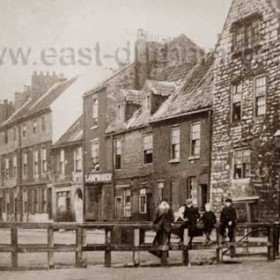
0, 0, 232, 101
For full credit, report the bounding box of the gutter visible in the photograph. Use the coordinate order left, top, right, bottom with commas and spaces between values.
149, 107, 212, 124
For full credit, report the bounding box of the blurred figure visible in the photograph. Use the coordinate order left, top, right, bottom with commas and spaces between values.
183, 199, 200, 249
152, 199, 174, 257
219, 198, 237, 244
201, 203, 216, 245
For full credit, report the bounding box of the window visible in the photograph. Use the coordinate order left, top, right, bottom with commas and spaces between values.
41, 148, 47, 173
22, 124, 27, 138
42, 189, 47, 213
33, 120, 38, 134
13, 127, 17, 141
143, 134, 153, 164
114, 139, 122, 170
124, 188, 131, 217
13, 155, 17, 179
143, 95, 150, 111
139, 188, 147, 214
57, 191, 70, 212
232, 82, 242, 121
234, 149, 251, 179
255, 76, 267, 116
41, 116, 46, 131
191, 123, 200, 156
233, 18, 260, 52
171, 126, 180, 160
187, 177, 198, 204
91, 140, 99, 171
59, 149, 65, 175
33, 150, 39, 175
157, 182, 164, 203
92, 98, 98, 126
74, 147, 82, 172
4, 131, 8, 144
5, 157, 9, 180
23, 153, 28, 177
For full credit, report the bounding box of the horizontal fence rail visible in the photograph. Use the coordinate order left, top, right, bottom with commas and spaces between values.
0, 221, 279, 270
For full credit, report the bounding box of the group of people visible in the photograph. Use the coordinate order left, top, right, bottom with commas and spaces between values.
153, 198, 237, 250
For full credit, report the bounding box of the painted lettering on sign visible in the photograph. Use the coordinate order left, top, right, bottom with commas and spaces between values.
85, 173, 112, 183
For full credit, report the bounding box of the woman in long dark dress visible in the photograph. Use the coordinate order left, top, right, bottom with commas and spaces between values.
152, 199, 174, 257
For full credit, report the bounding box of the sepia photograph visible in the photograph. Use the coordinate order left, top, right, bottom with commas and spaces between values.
0, 0, 280, 279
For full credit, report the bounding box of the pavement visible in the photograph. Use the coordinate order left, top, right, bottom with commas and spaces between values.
0, 260, 280, 280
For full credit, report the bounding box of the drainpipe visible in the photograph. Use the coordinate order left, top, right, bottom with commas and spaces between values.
17, 124, 23, 222
208, 110, 213, 205
82, 102, 86, 223
111, 134, 115, 221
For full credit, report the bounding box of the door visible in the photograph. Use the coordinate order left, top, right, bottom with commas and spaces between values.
200, 184, 208, 210
115, 197, 122, 220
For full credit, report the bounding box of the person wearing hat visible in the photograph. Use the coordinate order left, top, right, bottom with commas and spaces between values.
183, 198, 200, 248
219, 198, 237, 244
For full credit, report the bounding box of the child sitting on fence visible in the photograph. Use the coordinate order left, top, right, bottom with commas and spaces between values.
201, 203, 217, 246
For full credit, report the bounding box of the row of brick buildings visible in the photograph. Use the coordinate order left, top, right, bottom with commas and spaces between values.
1, 0, 280, 223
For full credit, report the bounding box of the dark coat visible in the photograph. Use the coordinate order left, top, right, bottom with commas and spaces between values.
202, 211, 216, 231
220, 206, 237, 225
183, 205, 200, 237
153, 207, 174, 233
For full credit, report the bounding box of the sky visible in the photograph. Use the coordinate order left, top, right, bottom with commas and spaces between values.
0, 0, 232, 101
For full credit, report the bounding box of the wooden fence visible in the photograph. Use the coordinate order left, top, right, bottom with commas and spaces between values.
0, 221, 279, 270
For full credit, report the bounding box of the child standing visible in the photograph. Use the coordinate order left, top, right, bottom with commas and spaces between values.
202, 203, 217, 245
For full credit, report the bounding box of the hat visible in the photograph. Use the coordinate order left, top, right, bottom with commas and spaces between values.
225, 198, 233, 203
185, 199, 193, 206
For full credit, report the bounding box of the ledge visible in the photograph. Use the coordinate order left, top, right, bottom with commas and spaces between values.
188, 155, 200, 161
169, 159, 181, 164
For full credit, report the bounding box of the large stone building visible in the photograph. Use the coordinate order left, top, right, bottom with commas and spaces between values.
211, 0, 280, 222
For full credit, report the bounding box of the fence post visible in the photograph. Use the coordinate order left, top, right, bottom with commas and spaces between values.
273, 222, 279, 257
11, 226, 18, 270
105, 228, 112, 267
47, 225, 54, 269
182, 245, 189, 266
161, 251, 168, 267
267, 226, 274, 261
75, 226, 85, 267
133, 228, 140, 267
216, 227, 222, 263
230, 228, 236, 258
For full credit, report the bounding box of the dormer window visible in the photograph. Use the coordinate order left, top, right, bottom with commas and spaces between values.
143, 95, 150, 111
232, 14, 261, 53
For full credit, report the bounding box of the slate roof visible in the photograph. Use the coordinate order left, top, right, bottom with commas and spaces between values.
151, 54, 214, 122
53, 115, 83, 147
1, 78, 75, 128
106, 80, 179, 134
121, 89, 143, 105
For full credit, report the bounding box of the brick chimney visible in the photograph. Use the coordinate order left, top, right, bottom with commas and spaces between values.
135, 29, 149, 90
0, 99, 15, 124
